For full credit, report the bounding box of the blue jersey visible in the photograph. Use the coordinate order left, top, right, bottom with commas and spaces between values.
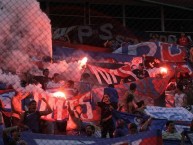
104, 87, 119, 103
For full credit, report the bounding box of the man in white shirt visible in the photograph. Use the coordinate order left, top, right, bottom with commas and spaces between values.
174, 84, 187, 107
66, 102, 83, 135
46, 73, 64, 89
162, 121, 183, 141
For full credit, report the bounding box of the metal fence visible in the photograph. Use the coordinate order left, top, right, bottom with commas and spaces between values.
0, 0, 193, 145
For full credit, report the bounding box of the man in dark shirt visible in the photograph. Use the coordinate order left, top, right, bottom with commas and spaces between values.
98, 94, 115, 138
33, 68, 51, 90
132, 63, 149, 79
3, 126, 27, 145
113, 119, 128, 137
19, 98, 52, 133
104, 84, 119, 109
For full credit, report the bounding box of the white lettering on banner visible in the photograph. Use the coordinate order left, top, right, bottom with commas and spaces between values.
34, 93, 65, 120
114, 42, 157, 56
110, 70, 118, 83
53, 26, 77, 39
89, 65, 118, 84
33, 91, 95, 120
98, 68, 114, 84
47, 97, 66, 120
99, 23, 113, 40
159, 42, 185, 61
79, 92, 93, 119
89, 66, 103, 84
78, 24, 113, 43
130, 42, 157, 56
78, 26, 92, 43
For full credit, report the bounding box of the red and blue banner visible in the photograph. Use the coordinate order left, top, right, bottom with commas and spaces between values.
113, 42, 186, 62
0, 76, 170, 122
53, 41, 187, 63
1, 130, 162, 145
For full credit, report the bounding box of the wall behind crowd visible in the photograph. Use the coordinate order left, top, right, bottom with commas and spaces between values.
37, 0, 193, 51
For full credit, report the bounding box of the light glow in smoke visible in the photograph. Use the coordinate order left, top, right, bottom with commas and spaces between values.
53, 91, 66, 99
160, 67, 168, 74
79, 57, 88, 67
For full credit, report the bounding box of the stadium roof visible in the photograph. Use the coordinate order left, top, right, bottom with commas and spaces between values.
139, 0, 193, 10
38, 0, 193, 10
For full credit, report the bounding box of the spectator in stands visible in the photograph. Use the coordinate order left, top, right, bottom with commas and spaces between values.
81, 124, 96, 137
98, 94, 115, 138
128, 123, 138, 135
132, 63, 149, 79
162, 121, 182, 140
66, 102, 83, 136
189, 47, 193, 62
190, 120, 193, 131
104, 39, 121, 51
0, 99, 12, 128
177, 32, 189, 47
0, 98, 4, 111
121, 83, 137, 113
181, 119, 193, 141
64, 80, 78, 99
0, 99, 4, 130
126, 93, 137, 114
122, 37, 134, 45
3, 126, 27, 145
46, 73, 64, 89
104, 84, 119, 109
174, 83, 187, 107
33, 68, 51, 90
122, 83, 145, 114
139, 117, 152, 132
79, 73, 92, 95
149, 33, 159, 42
144, 56, 161, 69
19, 98, 52, 133
11, 92, 30, 126
113, 119, 128, 137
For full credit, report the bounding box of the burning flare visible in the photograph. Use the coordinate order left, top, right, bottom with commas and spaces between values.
79, 57, 88, 67
53, 91, 66, 99
160, 67, 168, 74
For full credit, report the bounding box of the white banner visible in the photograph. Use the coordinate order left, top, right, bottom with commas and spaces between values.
145, 106, 193, 121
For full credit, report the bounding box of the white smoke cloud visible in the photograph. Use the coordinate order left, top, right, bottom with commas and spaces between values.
0, 69, 51, 97
0, 0, 89, 91
47, 61, 83, 81
0, 0, 52, 73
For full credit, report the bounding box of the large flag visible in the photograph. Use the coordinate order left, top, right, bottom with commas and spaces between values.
13, 130, 162, 145
87, 63, 171, 86
113, 41, 186, 62
112, 110, 167, 131
0, 77, 170, 122
145, 106, 193, 123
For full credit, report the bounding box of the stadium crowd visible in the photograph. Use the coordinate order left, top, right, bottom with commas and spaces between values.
0, 64, 193, 145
